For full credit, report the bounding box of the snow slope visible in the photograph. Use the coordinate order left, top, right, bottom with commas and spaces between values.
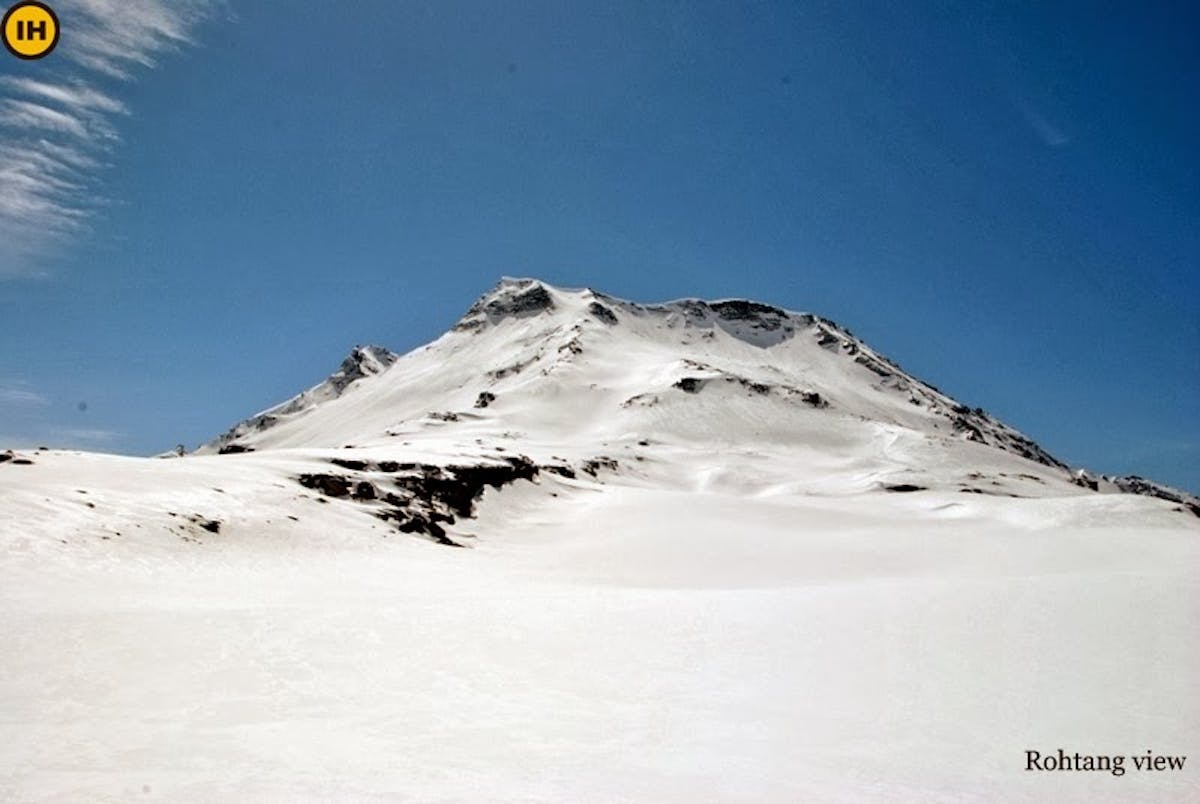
1, 279, 1196, 802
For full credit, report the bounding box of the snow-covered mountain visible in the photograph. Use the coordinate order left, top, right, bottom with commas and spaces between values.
1, 278, 1196, 802
195, 277, 1194, 523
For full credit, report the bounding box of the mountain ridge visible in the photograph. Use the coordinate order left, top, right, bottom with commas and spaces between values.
184, 278, 1199, 520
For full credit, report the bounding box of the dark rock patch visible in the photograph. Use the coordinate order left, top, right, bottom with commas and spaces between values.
328, 346, 398, 395
298, 456, 540, 546
482, 283, 555, 318
488, 357, 536, 381
854, 354, 893, 378
581, 457, 619, 477
588, 301, 619, 325
621, 393, 659, 408
218, 444, 255, 455
952, 417, 987, 444
797, 391, 826, 408
331, 458, 370, 471
298, 473, 353, 498
725, 377, 770, 395
710, 300, 785, 324
674, 377, 704, 393
1110, 475, 1200, 518
474, 392, 496, 409
884, 484, 927, 493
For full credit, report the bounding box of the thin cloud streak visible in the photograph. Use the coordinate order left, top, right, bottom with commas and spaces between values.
1015, 99, 1071, 148
51, 427, 120, 443
0, 0, 221, 277
0, 383, 49, 406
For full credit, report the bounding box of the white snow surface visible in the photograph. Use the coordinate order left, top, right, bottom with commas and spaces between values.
2, 278, 1197, 802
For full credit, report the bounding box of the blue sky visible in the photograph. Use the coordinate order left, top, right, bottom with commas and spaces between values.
1, 1, 1197, 491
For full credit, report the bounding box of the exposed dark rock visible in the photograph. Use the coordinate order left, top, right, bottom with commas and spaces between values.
328, 346, 398, 395
1109, 475, 1200, 518
11, 458, 33, 466
298, 473, 353, 498
469, 282, 556, 320
452, 317, 486, 333
331, 458, 369, 471
674, 377, 704, 393
797, 391, 827, 408
674, 300, 711, 322
581, 457, 619, 476
428, 411, 460, 422
390, 457, 539, 519
710, 300, 785, 324
587, 301, 619, 325
0, 451, 13, 463
854, 354, 893, 378
558, 338, 584, 356
544, 465, 577, 479
621, 393, 659, 408
728, 377, 770, 395
953, 417, 987, 444
298, 455, 541, 545
474, 392, 496, 409
884, 484, 927, 493
487, 357, 536, 380
218, 444, 254, 455
197, 519, 221, 534
816, 329, 838, 348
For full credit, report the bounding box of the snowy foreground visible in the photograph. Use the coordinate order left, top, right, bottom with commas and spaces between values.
1, 280, 1196, 802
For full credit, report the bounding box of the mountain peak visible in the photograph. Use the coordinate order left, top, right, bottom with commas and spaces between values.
198, 343, 398, 454
456, 278, 557, 330
187, 277, 1195, 516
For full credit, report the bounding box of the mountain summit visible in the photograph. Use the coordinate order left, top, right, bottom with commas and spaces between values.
205, 277, 1060, 464
3, 278, 1195, 555
190, 278, 1196, 519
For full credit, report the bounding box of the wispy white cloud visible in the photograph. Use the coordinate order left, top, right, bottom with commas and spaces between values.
0, 0, 222, 277
1015, 98, 1071, 149
51, 427, 120, 443
0, 381, 49, 406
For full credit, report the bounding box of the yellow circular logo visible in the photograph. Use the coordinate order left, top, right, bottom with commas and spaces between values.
3, 2, 59, 60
